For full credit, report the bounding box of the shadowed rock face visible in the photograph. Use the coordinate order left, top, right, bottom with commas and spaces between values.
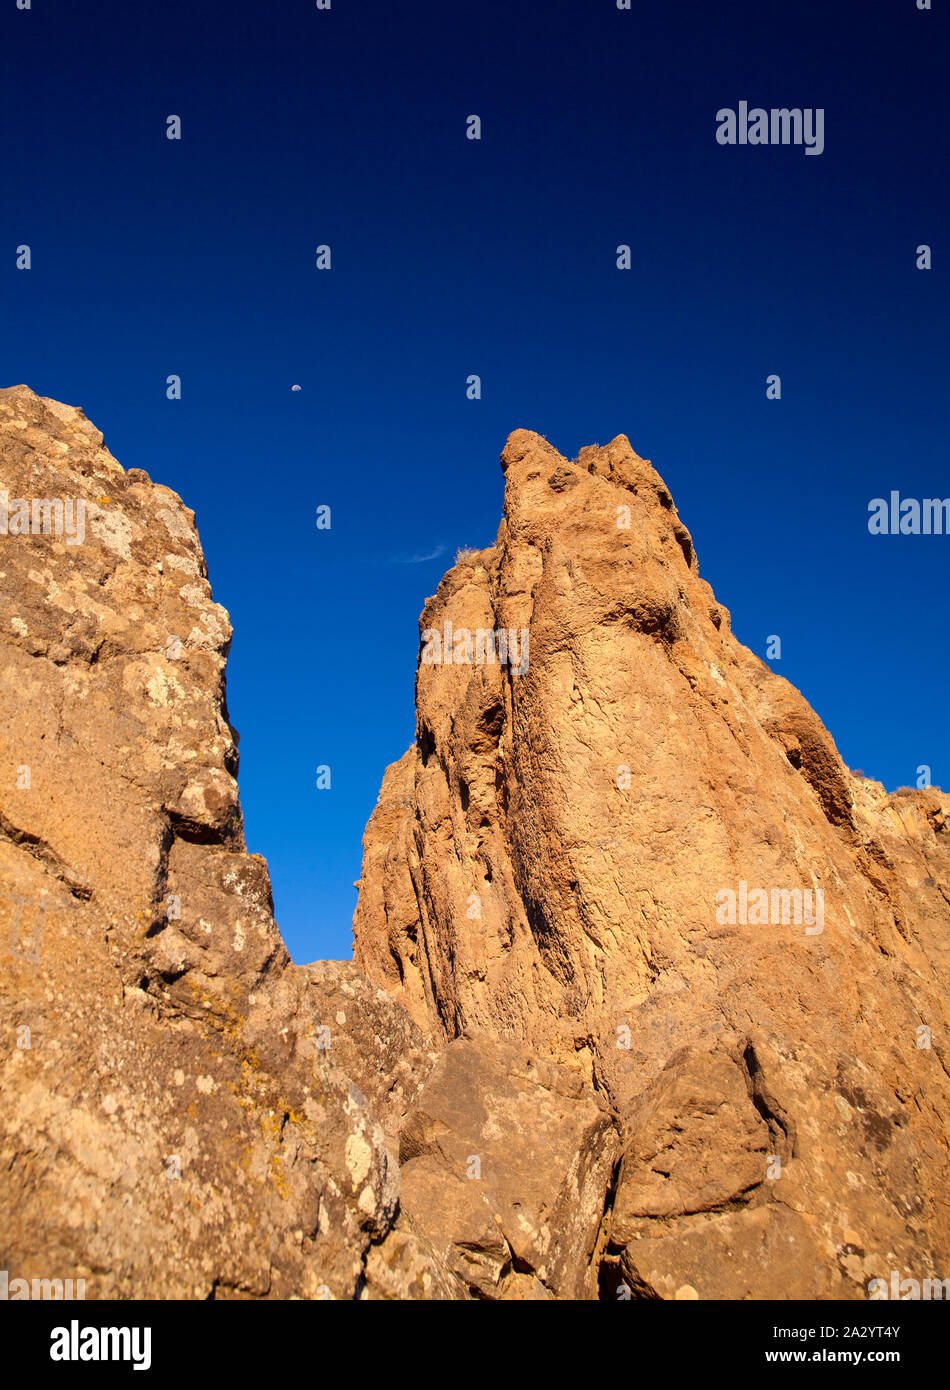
353, 428, 950, 1299
2, 392, 948, 1301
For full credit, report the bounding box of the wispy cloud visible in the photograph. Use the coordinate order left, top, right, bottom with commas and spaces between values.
392, 544, 446, 565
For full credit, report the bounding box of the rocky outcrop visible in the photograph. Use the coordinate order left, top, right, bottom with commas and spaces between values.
2, 392, 948, 1301
396, 1036, 618, 1299
301, 959, 438, 1147
0, 386, 407, 1299
353, 428, 950, 1299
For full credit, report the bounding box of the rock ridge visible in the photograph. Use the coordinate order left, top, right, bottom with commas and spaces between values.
352, 425, 950, 1298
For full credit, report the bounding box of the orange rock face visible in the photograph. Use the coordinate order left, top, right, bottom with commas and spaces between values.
0, 386, 403, 1299
354, 428, 950, 1298
2, 394, 947, 1300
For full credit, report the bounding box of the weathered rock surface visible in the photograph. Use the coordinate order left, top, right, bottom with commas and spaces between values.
301, 959, 438, 1147
396, 1036, 618, 1299
0, 386, 407, 1299
3, 392, 948, 1301
353, 428, 950, 1299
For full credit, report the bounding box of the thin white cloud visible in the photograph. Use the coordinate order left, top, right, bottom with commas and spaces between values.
393, 544, 446, 565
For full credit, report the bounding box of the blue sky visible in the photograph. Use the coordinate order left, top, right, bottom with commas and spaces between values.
2, 0, 947, 961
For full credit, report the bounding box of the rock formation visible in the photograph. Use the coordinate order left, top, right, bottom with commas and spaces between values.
0, 386, 403, 1299
353, 428, 950, 1299
1, 390, 948, 1300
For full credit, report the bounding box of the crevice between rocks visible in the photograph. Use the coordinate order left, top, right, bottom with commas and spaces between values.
0, 808, 93, 901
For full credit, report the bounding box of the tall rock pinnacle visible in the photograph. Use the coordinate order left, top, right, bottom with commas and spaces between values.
353, 427, 950, 1298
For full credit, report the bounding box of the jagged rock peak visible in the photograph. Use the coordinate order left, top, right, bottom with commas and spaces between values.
353, 426, 950, 1299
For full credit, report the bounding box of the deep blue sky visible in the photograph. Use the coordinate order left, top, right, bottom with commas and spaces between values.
2, 0, 947, 962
